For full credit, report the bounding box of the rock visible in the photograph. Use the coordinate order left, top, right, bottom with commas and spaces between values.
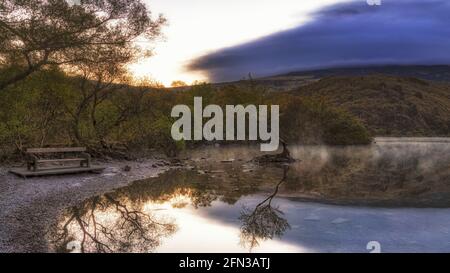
122, 165, 132, 172
106, 167, 120, 173
221, 159, 234, 163
170, 159, 182, 164
252, 153, 296, 164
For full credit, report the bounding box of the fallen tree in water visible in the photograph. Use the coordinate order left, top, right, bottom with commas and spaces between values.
251, 139, 295, 164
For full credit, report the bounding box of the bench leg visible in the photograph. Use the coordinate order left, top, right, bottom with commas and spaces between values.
27, 160, 37, 171
30, 155, 38, 172
81, 153, 91, 168
26, 154, 39, 172
27, 162, 37, 171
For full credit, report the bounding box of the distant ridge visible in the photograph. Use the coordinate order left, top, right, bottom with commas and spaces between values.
196, 65, 450, 93
277, 65, 450, 82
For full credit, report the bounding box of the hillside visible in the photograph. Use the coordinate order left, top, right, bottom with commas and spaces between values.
174, 65, 450, 137
292, 75, 450, 136
179, 65, 450, 93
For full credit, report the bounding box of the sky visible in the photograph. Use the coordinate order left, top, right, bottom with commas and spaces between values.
130, 0, 450, 85
129, 0, 345, 86
187, 0, 450, 82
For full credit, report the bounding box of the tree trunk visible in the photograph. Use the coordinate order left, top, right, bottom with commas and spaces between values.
0, 66, 40, 91
72, 116, 82, 145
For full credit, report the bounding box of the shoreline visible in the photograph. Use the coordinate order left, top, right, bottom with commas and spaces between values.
1, 137, 449, 252
0, 158, 174, 252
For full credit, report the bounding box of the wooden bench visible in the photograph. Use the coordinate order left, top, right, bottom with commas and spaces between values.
26, 147, 91, 172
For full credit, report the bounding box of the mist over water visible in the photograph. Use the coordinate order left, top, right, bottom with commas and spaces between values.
49, 138, 450, 252
179, 138, 450, 206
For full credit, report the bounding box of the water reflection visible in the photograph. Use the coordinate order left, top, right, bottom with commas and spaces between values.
51, 194, 176, 253
179, 140, 450, 206
49, 139, 450, 252
239, 166, 290, 250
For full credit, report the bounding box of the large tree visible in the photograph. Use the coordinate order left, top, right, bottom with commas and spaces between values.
0, 0, 165, 91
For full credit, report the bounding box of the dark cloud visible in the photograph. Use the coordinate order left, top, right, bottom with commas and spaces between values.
186, 0, 450, 82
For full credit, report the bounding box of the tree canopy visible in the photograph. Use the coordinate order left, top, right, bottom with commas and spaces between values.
0, 0, 166, 90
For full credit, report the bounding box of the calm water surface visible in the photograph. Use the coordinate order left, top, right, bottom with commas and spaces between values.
49, 138, 450, 253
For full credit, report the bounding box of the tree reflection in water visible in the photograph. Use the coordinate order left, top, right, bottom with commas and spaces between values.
51, 194, 176, 253
239, 165, 291, 250
47, 143, 450, 252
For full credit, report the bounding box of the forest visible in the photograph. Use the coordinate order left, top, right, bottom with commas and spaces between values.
0, 0, 371, 161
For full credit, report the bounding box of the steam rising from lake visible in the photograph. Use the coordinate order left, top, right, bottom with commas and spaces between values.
50, 138, 450, 252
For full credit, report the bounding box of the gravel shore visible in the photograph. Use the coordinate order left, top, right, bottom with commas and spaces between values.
0, 159, 172, 253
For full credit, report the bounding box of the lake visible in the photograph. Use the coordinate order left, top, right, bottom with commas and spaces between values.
49, 138, 450, 253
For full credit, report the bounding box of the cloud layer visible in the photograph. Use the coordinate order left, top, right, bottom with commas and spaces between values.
186, 0, 450, 82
